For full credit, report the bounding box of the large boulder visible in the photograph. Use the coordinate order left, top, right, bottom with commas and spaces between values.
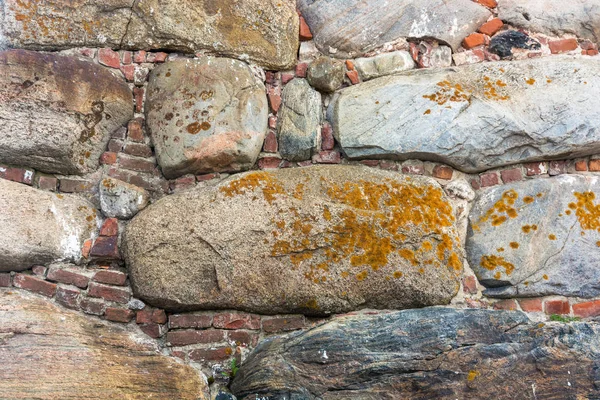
0, 288, 207, 399
232, 308, 600, 399
123, 165, 463, 315
146, 57, 268, 179
329, 57, 600, 173
1, 0, 298, 70
298, 0, 490, 58
0, 50, 132, 175
467, 174, 600, 298
0, 179, 99, 272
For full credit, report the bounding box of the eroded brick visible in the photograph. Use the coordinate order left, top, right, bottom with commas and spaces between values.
544, 299, 570, 315
189, 347, 233, 362
93, 270, 127, 286
213, 312, 261, 330
105, 307, 135, 323
167, 329, 225, 346
573, 300, 600, 318
519, 298, 543, 312
47, 267, 89, 289
262, 316, 305, 333
56, 286, 80, 309
87, 282, 130, 304
13, 274, 56, 297
169, 314, 213, 329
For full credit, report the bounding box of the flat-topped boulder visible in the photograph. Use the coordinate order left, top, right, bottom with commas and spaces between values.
0, 50, 132, 174
329, 57, 600, 173
123, 165, 462, 315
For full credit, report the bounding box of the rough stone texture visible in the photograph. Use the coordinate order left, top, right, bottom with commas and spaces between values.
1, 0, 298, 70
0, 179, 99, 272
0, 50, 132, 175
99, 177, 150, 220
232, 308, 600, 399
298, 0, 491, 58
329, 57, 600, 173
124, 165, 462, 315
0, 288, 207, 399
498, 0, 600, 44
354, 51, 415, 81
467, 174, 600, 298
146, 57, 268, 179
306, 57, 344, 93
277, 79, 322, 162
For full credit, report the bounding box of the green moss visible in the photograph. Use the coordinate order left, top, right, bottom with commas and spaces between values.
549, 314, 580, 323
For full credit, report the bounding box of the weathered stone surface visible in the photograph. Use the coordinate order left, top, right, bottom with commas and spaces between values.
0, 179, 99, 272
498, 0, 600, 43
0, 50, 132, 175
306, 57, 344, 93
232, 308, 600, 399
124, 165, 462, 315
467, 175, 600, 298
146, 57, 268, 179
1, 0, 298, 70
99, 177, 149, 220
329, 57, 600, 173
277, 79, 322, 162
354, 51, 415, 81
298, 0, 490, 58
0, 288, 207, 399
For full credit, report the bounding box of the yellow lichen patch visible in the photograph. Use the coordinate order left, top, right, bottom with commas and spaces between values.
220, 171, 285, 204
478, 190, 519, 227
422, 81, 470, 105
480, 255, 515, 275
542, 274, 548, 280
467, 370, 480, 381
548, 234, 556, 240
497, 247, 504, 252
526, 78, 536, 85
482, 77, 510, 101
356, 271, 368, 281
448, 253, 461, 271
572, 192, 600, 232
393, 271, 403, 279
523, 196, 534, 204
509, 242, 519, 249
423, 109, 431, 115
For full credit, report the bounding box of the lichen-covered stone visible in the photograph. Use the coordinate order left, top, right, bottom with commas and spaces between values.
0, 179, 99, 272
467, 174, 600, 298
232, 308, 600, 399
306, 57, 344, 93
1, 0, 298, 70
277, 79, 322, 162
329, 57, 600, 173
0, 288, 207, 399
146, 57, 268, 179
354, 51, 415, 81
124, 165, 462, 315
0, 50, 132, 175
99, 177, 150, 220
298, 0, 490, 58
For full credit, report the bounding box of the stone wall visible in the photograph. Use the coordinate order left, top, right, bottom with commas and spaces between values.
2, 0, 600, 398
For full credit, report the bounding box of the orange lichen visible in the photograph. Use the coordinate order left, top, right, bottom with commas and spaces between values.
478, 190, 518, 227
467, 370, 480, 381
548, 234, 556, 240
482, 77, 510, 101
526, 78, 536, 85
480, 255, 515, 275
572, 192, 600, 232
356, 271, 368, 281
523, 196, 534, 204
423, 109, 431, 115
393, 271, 403, 279
220, 171, 285, 204
497, 247, 504, 252
542, 274, 548, 280
509, 242, 519, 249
423, 81, 470, 105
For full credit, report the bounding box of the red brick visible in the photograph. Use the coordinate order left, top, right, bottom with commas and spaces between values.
47, 268, 89, 289
82, 239, 93, 259
120, 64, 135, 81
478, 18, 503, 36
100, 218, 119, 237
32, 265, 47, 276
462, 276, 478, 295
588, 49, 599, 56
479, 172, 499, 187
295, 63, 308, 78
196, 173, 218, 182
140, 323, 166, 338
267, 85, 282, 112
263, 131, 278, 153
133, 87, 144, 113
265, 71, 278, 85
79, 48, 96, 58
470, 178, 481, 190
93, 270, 127, 286
500, 168, 522, 183
87, 282, 130, 304
258, 157, 282, 169
105, 307, 135, 323
518, 298, 543, 312
189, 347, 233, 362
299, 16, 313, 41
321, 122, 335, 150
548, 160, 566, 176
228, 330, 259, 347
312, 150, 341, 164
380, 160, 399, 171
13, 274, 57, 297
346, 70, 359, 85
581, 40, 597, 51
297, 160, 314, 167
133, 50, 147, 63
589, 160, 600, 172
169, 314, 213, 329
59, 178, 92, 193
525, 162, 546, 176
136, 308, 154, 324
493, 299, 518, 310
36, 175, 57, 191
549, 38, 578, 54
262, 316, 305, 333
55, 286, 80, 309
432, 165, 453, 180
345, 60, 355, 71
98, 48, 121, 69
152, 309, 167, 324
119, 155, 155, 172
463, 33, 486, 49
170, 175, 196, 192
575, 160, 588, 171
128, 119, 145, 142
121, 51, 132, 65
0, 273, 11, 287
90, 236, 120, 260
360, 160, 380, 167
0, 166, 33, 185
573, 300, 600, 318
147, 52, 168, 63
80, 298, 106, 316
123, 143, 153, 158
402, 163, 424, 175
281, 73, 294, 84
544, 299, 570, 315
473, 0, 497, 7
167, 329, 225, 346
100, 152, 118, 165
213, 312, 261, 330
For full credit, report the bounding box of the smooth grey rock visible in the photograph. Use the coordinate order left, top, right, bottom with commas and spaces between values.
298, 0, 491, 58
0, 50, 132, 175
123, 165, 463, 315
329, 57, 600, 173
0, 179, 99, 272
146, 57, 268, 179
307, 57, 344, 93
1, 0, 298, 70
277, 79, 322, 162
498, 0, 600, 43
232, 307, 600, 399
99, 177, 150, 220
467, 174, 600, 298
354, 51, 415, 81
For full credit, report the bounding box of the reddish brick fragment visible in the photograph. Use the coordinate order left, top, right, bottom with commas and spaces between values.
549, 38, 578, 54
170, 175, 196, 192
105, 307, 135, 323
478, 18, 503, 36
133, 87, 144, 113
32, 265, 47, 276
82, 239, 93, 259
47, 268, 89, 289
228, 330, 259, 346
525, 162, 546, 176
0, 273, 11, 287
36, 175, 57, 191
493, 299, 518, 310
321, 122, 335, 150
56, 286, 80, 309
463, 33, 486, 49
299, 16, 313, 41
360, 160, 379, 167
120, 64, 135, 81
519, 298, 543, 312
133, 51, 147, 63
544, 299, 570, 315
119, 155, 155, 172
127, 119, 145, 142
140, 323, 166, 338
548, 160, 566, 176
312, 151, 341, 164
281, 73, 294, 84
189, 347, 233, 362
267, 85, 282, 112
152, 309, 167, 324
90, 236, 120, 260
402, 163, 424, 175
380, 160, 399, 171
262, 316, 305, 333
473, 0, 497, 7
59, 178, 92, 193
346, 70, 359, 85
295, 63, 308, 77
213, 312, 261, 330
575, 160, 588, 171
169, 314, 213, 329
462, 276, 478, 295
121, 51, 132, 65
196, 173, 219, 182
79, 298, 106, 316
93, 270, 127, 286
100, 152, 117, 165
500, 168, 522, 183
263, 131, 278, 153
589, 160, 600, 172
167, 329, 225, 346
87, 282, 130, 304
573, 300, 600, 318
98, 48, 120, 69
258, 157, 282, 169
13, 274, 57, 297
432, 165, 453, 180
0, 166, 33, 184
479, 172, 499, 187
100, 218, 119, 237
123, 143, 153, 158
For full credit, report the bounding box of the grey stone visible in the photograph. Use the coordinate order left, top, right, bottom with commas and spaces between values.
232, 307, 600, 399
146, 57, 268, 179
306, 57, 344, 93
467, 174, 600, 298
354, 51, 415, 81
0, 179, 99, 272
298, 0, 491, 58
1, 0, 298, 70
329, 57, 600, 173
127, 298, 146, 310
498, 0, 600, 43
0, 50, 132, 175
123, 165, 462, 315
99, 177, 150, 220
277, 79, 322, 162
